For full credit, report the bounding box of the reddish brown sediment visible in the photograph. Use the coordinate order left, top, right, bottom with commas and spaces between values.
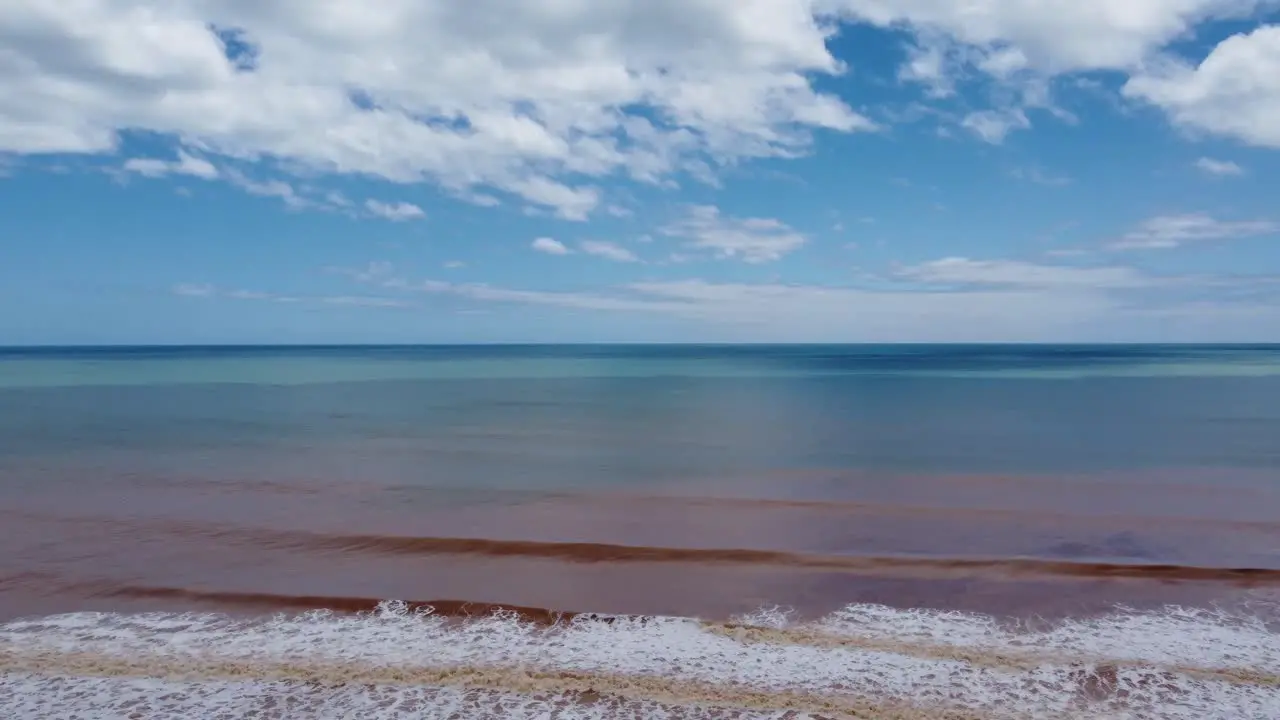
566, 491, 1280, 531
9, 507, 1277, 585
4, 465, 1278, 629
7, 472, 1278, 570
79, 583, 584, 626
197, 528, 1280, 586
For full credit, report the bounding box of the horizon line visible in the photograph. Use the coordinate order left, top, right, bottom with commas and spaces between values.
4, 341, 1280, 350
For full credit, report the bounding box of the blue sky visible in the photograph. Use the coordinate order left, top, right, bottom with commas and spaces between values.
2, 1, 1279, 343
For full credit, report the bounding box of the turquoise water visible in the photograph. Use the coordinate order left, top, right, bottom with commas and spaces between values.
3, 344, 1280, 387
2, 345, 1280, 484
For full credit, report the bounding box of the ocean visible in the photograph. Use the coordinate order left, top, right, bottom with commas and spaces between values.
1, 344, 1278, 718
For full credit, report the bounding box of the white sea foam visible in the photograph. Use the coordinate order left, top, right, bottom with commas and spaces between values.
1, 601, 1278, 719
797, 600, 1280, 674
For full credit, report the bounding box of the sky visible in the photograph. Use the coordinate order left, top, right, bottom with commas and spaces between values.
2, 1, 1280, 344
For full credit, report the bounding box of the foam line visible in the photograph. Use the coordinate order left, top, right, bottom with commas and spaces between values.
2, 601, 1278, 718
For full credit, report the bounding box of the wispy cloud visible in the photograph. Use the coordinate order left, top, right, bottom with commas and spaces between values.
315, 256, 1280, 340
531, 237, 571, 255
224, 170, 309, 209
580, 240, 639, 263
171, 282, 215, 297
508, 177, 599, 221
1110, 213, 1278, 250
326, 261, 395, 283
123, 152, 219, 180
961, 109, 1030, 144
895, 257, 1151, 288
1010, 166, 1071, 186
321, 296, 410, 307
365, 199, 425, 221
171, 283, 407, 308
661, 205, 806, 263
1193, 157, 1245, 177
121, 155, 365, 213
226, 289, 282, 301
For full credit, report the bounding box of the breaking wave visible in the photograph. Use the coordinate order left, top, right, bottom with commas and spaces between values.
2, 596, 1278, 719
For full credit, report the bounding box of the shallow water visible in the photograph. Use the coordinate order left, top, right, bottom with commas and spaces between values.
2, 345, 1279, 718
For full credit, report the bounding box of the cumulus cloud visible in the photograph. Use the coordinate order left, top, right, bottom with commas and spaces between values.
0, 0, 878, 218
1193, 157, 1245, 176
897, 38, 960, 98
4, 0, 1277, 209
827, 0, 1273, 74
580, 240, 639, 263
826, 1, 1279, 141
531, 237, 571, 255
1124, 25, 1280, 149
662, 205, 807, 263
1110, 213, 1279, 250
364, 199, 425, 221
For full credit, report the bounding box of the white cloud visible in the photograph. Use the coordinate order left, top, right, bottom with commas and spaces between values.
624, 278, 1117, 340
172, 281, 404, 307
1124, 25, 1280, 149
531, 237, 571, 255
662, 205, 806, 263
580, 240, 639, 263
364, 199, 425, 221
1193, 157, 1245, 176
325, 191, 352, 207
172, 282, 215, 297
123, 152, 219, 179
896, 257, 1151, 288
897, 38, 958, 98
324, 256, 1280, 340
328, 261, 394, 283
226, 289, 273, 300
223, 170, 308, 209
827, 0, 1273, 75
0, 0, 877, 218
960, 108, 1030, 144
1010, 166, 1071, 186
825, 2, 1278, 140
1111, 213, 1279, 250
7, 0, 1276, 211
507, 178, 599, 221
321, 296, 410, 307
375, 269, 1104, 336
391, 279, 678, 313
